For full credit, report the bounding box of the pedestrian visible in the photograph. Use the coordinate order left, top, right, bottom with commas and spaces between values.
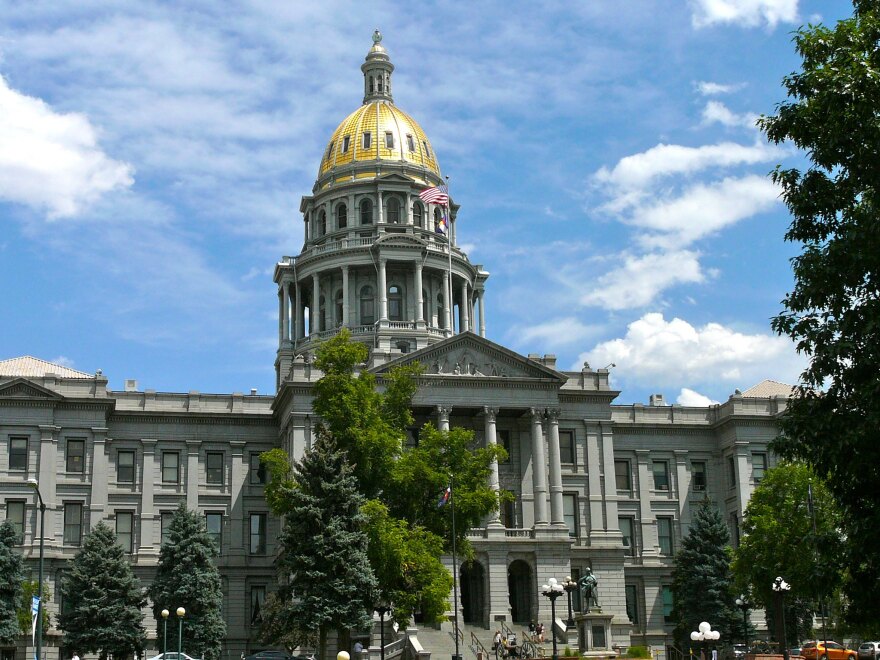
493, 630, 502, 651
536, 623, 544, 642
354, 640, 364, 658
72, 652, 80, 660
528, 621, 536, 637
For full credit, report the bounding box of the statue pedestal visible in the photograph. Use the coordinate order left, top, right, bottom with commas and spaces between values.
576, 612, 614, 654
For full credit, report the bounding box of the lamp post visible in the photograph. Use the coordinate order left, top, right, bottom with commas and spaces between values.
26, 478, 46, 660
374, 604, 391, 660
161, 609, 170, 657
540, 577, 565, 660
562, 576, 577, 629
690, 622, 720, 660
735, 595, 751, 653
772, 577, 791, 660
177, 607, 186, 658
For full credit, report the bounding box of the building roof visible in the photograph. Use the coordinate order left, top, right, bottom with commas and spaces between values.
0, 356, 93, 379
741, 379, 796, 398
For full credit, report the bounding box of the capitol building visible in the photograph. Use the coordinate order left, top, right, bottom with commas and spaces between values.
0, 33, 788, 660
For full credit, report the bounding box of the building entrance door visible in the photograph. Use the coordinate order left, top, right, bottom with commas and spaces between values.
507, 560, 533, 623
460, 561, 486, 627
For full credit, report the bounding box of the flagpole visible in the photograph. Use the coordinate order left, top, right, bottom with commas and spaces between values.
445, 175, 453, 334
450, 473, 461, 660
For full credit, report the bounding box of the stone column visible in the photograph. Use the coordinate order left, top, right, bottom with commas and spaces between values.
584, 421, 605, 535
461, 280, 470, 332
378, 257, 388, 321
437, 406, 451, 432
478, 291, 486, 337
546, 410, 564, 527
140, 439, 157, 553
414, 261, 424, 323
377, 190, 384, 225
90, 428, 109, 527
530, 408, 549, 525
37, 425, 58, 548
635, 449, 657, 556
294, 282, 303, 340
341, 265, 350, 327
277, 288, 283, 344
186, 441, 201, 511
230, 441, 246, 553
312, 273, 321, 334
445, 272, 453, 331
483, 407, 502, 526
281, 280, 290, 342
599, 421, 620, 532
675, 450, 692, 529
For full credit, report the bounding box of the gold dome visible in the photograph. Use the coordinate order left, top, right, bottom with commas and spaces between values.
318, 101, 441, 179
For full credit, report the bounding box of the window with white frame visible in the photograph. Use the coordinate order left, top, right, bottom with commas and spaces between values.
64, 503, 83, 546
615, 460, 632, 491
657, 516, 674, 555
6, 500, 25, 542
691, 460, 707, 491
652, 460, 670, 490
563, 493, 579, 537
559, 430, 575, 464
9, 437, 27, 471
115, 511, 134, 553
619, 516, 636, 556
752, 452, 768, 483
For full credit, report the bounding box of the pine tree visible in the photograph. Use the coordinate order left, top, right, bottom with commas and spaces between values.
261, 433, 376, 657
58, 521, 146, 659
671, 500, 741, 651
148, 505, 225, 660
0, 520, 24, 644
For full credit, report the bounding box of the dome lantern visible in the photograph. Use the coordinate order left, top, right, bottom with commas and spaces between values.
361, 29, 394, 104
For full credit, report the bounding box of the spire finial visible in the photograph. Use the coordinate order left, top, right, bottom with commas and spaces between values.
362, 29, 394, 104
373, 29, 382, 44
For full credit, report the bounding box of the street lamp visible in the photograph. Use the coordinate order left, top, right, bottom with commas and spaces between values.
562, 576, 578, 628
177, 607, 186, 659
735, 595, 751, 653
772, 577, 792, 660
161, 609, 170, 657
374, 603, 392, 660
26, 478, 46, 660
540, 577, 565, 660
690, 622, 720, 660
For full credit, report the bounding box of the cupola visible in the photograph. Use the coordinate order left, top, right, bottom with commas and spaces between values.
362, 29, 394, 103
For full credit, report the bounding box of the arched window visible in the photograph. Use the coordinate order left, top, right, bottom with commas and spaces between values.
337, 204, 347, 230
360, 286, 375, 325
318, 210, 327, 236
422, 289, 429, 323
388, 285, 403, 321
434, 207, 445, 233
387, 197, 400, 224
412, 202, 423, 228
437, 292, 445, 329
377, 76, 384, 93
335, 290, 344, 327
320, 295, 328, 331
360, 198, 373, 225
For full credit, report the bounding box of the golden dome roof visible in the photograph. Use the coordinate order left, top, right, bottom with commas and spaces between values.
318, 101, 441, 179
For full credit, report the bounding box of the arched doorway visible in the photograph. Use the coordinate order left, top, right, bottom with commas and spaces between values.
460, 561, 486, 627
508, 560, 533, 624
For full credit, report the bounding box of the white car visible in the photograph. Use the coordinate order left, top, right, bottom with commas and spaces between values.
146, 653, 200, 660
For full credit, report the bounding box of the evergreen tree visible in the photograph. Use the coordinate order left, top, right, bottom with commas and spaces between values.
671, 500, 740, 651
148, 505, 225, 660
0, 520, 24, 644
261, 434, 376, 658
58, 521, 146, 659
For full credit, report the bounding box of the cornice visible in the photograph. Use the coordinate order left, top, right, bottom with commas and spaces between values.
108, 412, 275, 427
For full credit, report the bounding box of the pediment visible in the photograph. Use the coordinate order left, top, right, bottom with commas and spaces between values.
372, 332, 567, 383
376, 172, 415, 184
0, 378, 64, 400
374, 233, 427, 249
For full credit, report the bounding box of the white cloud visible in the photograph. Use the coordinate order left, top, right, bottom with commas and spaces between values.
701, 100, 757, 129
578, 312, 804, 389
507, 317, 602, 348
677, 387, 719, 406
51, 355, 76, 368
580, 251, 706, 310
0, 75, 133, 219
695, 81, 743, 96
690, 0, 799, 29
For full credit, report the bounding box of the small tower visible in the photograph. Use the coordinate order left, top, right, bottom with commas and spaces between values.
362, 29, 394, 103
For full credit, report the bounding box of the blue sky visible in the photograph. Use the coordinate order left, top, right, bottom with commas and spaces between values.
0, 1, 851, 404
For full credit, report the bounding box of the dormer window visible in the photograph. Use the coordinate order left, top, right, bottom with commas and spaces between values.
363, 132, 372, 149
422, 140, 431, 158
385, 132, 394, 149
326, 141, 334, 160
342, 135, 351, 153
406, 134, 415, 152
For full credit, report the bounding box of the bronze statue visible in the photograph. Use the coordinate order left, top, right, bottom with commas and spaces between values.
578, 568, 599, 612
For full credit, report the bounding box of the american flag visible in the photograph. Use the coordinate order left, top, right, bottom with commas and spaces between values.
419, 184, 449, 206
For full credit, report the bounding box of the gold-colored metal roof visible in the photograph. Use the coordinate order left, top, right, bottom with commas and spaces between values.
318, 101, 440, 178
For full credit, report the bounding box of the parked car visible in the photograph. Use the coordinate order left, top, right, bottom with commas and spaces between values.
801, 641, 857, 660
146, 653, 200, 660
244, 652, 291, 660
858, 643, 880, 660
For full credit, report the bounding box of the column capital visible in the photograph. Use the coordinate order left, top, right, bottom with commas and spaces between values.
482, 406, 498, 422
436, 405, 452, 420
341, 264, 349, 273
529, 407, 544, 421
379, 255, 388, 264
545, 408, 560, 422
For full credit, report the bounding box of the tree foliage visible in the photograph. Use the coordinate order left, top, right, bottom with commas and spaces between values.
671, 500, 741, 650
758, 1, 880, 631
17, 580, 49, 636
148, 505, 226, 660
260, 434, 376, 657
58, 521, 146, 659
0, 521, 24, 644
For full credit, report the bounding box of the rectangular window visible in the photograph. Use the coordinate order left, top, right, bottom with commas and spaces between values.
162, 452, 179, 484
625, 584, 640, 624
615, 460, 631, 491
6, 500, 25, 542
384, 131, 394, 149
206, 452, 224, 485
406, 134, 415, 152
422, 140, 431, 158
362, 132, 372, 149
250, 513, 267, 554
501, 491, 516, 528
559, 430, 575, 464
619, 516, 635, 556
115, 511, 134, 553
206, 512, 223, 553
728, 455, 737, 488
652, 460, 670, 490
692, 460, 707, 492
342, 135, 350, 153
251, 585, 267, 625
657, 516, 674, 555
63, 503, 83, 546
563, 493, 579, 538
117, 450, 135, 484
160, 511, 173, 545
9, 437, 28, 471
66, 439, 85, 473
752, 452, 768, 483
325, 141, 333, 159
661, 585, 674, 622
250, 453, 267, 485
498, 430, 511, 462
